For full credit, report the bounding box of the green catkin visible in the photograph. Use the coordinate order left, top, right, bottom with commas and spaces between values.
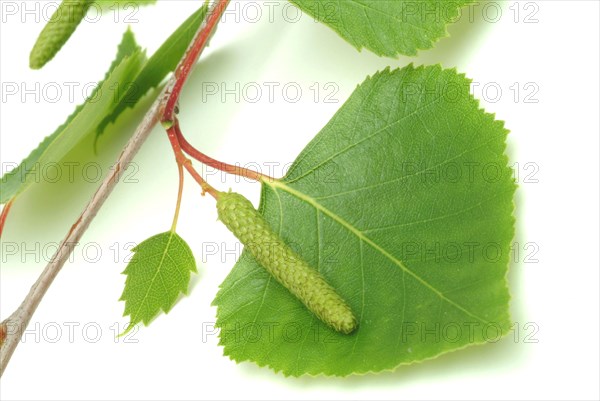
217, 191, 358, 335
29, 0, 92, 69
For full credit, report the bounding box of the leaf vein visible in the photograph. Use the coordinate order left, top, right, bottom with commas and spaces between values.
268, 181, 489, 325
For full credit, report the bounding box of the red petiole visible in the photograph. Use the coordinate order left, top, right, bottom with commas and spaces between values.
161, 0, 231, 125
160, 0, 274, 203
0, 198, 14, 238
174, 124, 274, 182
165, 122, 219, 200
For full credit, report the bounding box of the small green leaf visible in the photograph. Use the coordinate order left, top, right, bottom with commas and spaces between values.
120, 232, 197, 332
1, 5, 210, 204
95, 3, 210, 141
30, 0, 93, 69
107, 28, 142, 74
0, 31, 145, 204
213, 65, 516, 376
289, 0, 471, 57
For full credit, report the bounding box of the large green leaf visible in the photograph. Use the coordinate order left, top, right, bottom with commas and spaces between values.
120, 232, 197, 332
213, 65, 516, 376
290, 0, 471, 57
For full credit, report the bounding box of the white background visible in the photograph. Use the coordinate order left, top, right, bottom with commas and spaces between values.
1, 1, 599, 400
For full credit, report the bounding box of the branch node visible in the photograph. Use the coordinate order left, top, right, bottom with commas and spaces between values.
161, 119, 174, 130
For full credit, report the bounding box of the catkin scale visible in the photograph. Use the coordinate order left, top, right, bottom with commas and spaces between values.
217, 191, 358, 334
29, 0, 92, 69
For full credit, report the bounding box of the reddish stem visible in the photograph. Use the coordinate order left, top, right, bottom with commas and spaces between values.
166, 123, 219, 200
160, 0, 272, 186
162, 0, 231, 124
174, 124, 273, 182
0, 322, 6, 347
0, 199, 15, 238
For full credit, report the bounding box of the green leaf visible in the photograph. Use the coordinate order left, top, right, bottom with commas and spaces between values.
107, 28, 142, 74
289, 0, 471, 57
1, 5, 210, 204
0, 31, 145, 204
120, 232, 197, 332
213, 65, 516, 376
95, 3, 210, 141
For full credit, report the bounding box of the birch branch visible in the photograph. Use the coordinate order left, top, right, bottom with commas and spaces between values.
0, 0, 228, 376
